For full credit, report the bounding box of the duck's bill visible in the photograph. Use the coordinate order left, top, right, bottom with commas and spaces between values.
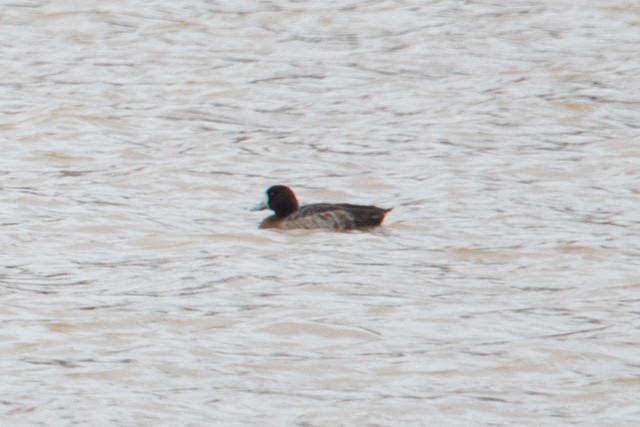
250, 199, 268, 211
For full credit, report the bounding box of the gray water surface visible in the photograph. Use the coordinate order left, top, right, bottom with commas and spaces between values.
1, 1, 639, 425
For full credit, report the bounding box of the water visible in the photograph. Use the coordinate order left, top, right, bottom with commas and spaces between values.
1, 1, 639, 425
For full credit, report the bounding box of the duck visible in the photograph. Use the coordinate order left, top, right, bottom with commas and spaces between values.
251, 185, 392, 230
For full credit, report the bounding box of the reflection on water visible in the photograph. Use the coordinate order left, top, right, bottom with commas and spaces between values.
1, 0, 639, 425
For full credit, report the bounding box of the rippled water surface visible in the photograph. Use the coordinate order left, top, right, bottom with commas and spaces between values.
2, 1, 640, 425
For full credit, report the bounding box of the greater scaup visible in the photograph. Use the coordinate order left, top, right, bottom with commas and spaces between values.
251, 185, 392, 230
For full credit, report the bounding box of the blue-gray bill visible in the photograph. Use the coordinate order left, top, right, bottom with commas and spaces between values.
250, 199, 268, 211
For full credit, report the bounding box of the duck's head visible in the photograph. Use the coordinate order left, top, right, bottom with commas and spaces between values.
251, 185, 300, 217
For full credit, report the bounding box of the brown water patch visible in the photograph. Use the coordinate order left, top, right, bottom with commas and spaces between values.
556, 244, 599, 260
553, 101, 594, 113
449, 247, 523, 262
263, 321, 379, 340
613, 376, 640, 386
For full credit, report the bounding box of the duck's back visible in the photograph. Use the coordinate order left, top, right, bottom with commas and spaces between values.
283, 203, 391, 230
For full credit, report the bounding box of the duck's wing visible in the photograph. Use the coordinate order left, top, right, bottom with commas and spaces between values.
283, 203, 391, 230
283, 204, 355, 230
331, 204, 392, 228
